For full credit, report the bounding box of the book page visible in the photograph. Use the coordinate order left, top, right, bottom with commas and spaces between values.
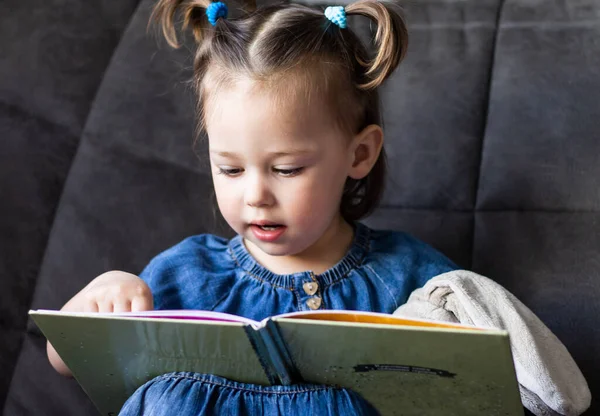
274, 309, 484, 331
33, 309, 258, 326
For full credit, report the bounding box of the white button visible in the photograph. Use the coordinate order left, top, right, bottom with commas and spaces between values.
303, 282, 318, 296
307, 297, 322, 310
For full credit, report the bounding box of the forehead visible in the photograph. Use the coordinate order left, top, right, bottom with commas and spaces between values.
204, 77, 345, 148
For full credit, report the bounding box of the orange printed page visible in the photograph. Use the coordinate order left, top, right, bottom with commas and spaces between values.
281, 311, 481, 331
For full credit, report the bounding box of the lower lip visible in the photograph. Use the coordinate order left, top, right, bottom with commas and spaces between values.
250, 225, 287, 242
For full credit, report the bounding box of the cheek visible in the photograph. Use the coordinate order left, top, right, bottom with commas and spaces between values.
212, 177, 238, 218
285, 172, 345, 222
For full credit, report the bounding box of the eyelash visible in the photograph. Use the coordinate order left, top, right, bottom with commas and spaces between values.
217, 167, 243, 176
273, 167, 304, 177
217, 167, 304, 177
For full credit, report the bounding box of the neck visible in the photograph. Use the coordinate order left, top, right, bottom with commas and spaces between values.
244, 215, 354, 275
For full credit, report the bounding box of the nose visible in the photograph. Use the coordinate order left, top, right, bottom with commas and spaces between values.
244, 172, 274, 208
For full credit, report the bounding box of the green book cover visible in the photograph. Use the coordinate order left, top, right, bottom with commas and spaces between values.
30, 309, 523, 416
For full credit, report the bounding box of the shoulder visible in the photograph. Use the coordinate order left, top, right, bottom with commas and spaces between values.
363, 225, 458, 286
368, 227, 454, 262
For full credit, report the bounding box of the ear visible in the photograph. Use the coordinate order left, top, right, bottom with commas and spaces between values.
348, 124, 384, 180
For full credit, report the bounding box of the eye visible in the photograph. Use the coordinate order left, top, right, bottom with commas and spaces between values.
217, 167, 243, 176
273, 167, 304, 177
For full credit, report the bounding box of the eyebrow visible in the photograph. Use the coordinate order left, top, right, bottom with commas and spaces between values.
209, 150, 315, 157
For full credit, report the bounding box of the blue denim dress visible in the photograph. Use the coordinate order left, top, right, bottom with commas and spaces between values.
120, 223, 457, 415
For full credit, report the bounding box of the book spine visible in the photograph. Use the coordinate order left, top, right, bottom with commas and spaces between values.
243, 325, 279, 385
259, 319, 302, 386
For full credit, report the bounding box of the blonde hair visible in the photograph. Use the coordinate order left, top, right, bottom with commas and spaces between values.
151, 0, 409, 221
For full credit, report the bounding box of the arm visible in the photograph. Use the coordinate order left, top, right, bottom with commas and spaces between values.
46, 271, 154, 377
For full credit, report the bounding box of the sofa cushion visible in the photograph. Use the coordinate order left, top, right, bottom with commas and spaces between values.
0, 0, 140, 410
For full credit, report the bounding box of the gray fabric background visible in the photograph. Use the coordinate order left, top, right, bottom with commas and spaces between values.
1, 0, 598, 414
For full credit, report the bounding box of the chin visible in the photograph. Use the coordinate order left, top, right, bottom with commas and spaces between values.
245, 233, 307, 256
252, 241, 297, 257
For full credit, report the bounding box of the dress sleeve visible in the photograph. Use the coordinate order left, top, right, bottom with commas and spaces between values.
138, 243, 186, 310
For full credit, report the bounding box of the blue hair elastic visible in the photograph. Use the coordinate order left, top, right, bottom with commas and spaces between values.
206, 1, 228, 26
324, 6, 347, 29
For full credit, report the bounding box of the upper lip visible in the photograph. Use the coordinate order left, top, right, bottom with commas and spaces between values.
251, 220, 283, 226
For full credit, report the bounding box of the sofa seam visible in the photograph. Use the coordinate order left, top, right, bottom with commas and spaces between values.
473, 0, 506, 211
470, 0, 506, 271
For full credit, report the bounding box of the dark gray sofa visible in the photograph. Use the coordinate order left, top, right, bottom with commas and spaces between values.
1, 0, 598, 414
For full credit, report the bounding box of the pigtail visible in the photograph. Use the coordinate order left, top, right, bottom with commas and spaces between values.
345, 0, 408, 89
150, 0, 214, 48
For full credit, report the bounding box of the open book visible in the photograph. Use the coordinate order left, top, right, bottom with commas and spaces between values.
30, 309, 523, 416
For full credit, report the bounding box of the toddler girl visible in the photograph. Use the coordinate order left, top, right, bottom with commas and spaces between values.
46, 0, 588, 414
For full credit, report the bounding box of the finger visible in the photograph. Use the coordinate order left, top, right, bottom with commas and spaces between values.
112, 299, 131, 313
97, 301, 114, 313
83, 301, 99, 313
131, 295, 153, 312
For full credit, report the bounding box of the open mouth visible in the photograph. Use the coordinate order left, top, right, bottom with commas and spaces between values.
255, 224, 282, 231
250, 223, 287, 242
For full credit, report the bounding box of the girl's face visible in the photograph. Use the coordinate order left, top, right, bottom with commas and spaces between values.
206, 79, 355, 259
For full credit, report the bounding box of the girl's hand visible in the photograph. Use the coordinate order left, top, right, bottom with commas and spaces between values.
62, 271, 154, 313
46, 271, 153, 377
